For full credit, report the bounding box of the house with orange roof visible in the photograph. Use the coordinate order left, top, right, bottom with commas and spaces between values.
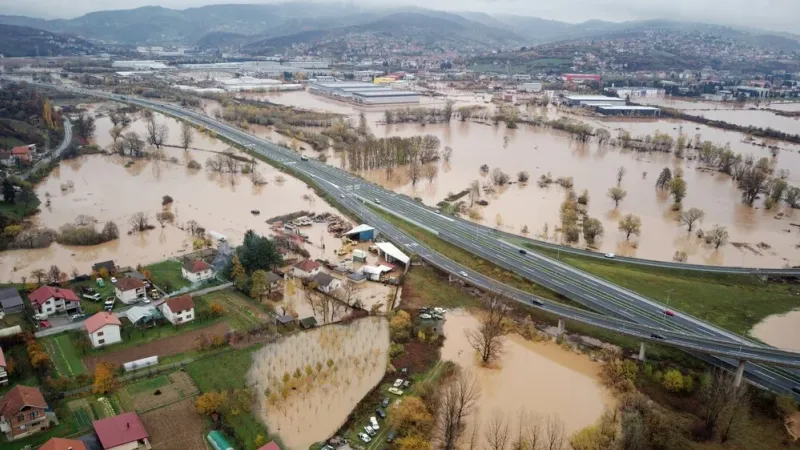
84, 312, 122, 348
0, 385, 55, 440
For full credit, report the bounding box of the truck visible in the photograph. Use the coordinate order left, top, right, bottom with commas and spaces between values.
104, 297, 115, 311
83, 293, 101, 302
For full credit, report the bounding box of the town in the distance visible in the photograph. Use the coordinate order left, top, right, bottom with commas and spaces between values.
1, 2, 800, 450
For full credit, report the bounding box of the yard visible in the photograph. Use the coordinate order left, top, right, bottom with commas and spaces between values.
145, 260, 191, 292
115, 371, 199, 412
69, 278, 118, 314
42, 333, 87, 376
185, 347, 271, 450
196, 289, 271, 331
140, 398, 207, 450
3, 400, 85, 450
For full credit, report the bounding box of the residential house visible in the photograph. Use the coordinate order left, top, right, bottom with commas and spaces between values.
0, 347, 7, 385
84, 312, 122, 348
28, 286, 80, 316
10, 145, 34, 163
39, 438, 86, 450
266, 271, 283, 293
0, 287, 24, 314
293, 259, 321, 279
92, 412, 151, 450
312, 272, 342, 294
276, 314, 296, 327
92, 260, 117, 275
40, 437, 87, 450
0, 385, 55, 440
257, 441, 281, 450
114, 278, 147, 304
160, 295, 195, 325
181, 259, 214, 283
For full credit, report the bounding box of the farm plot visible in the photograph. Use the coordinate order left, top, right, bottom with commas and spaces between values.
198, 289, 270, 331
67, 395, 119, 431
140, 398, 206, 450
43, 334, 87, 376
83, 321, 230, 372
116, 371, 199, 412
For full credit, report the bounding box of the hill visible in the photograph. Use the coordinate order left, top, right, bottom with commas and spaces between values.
0, 23, 97, 57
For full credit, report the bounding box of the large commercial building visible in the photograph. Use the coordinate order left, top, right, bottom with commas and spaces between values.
111, 60, 169, 70
351, 90, 420, 105
220, 76, 302, 92
308, 81, 420, 104
562, 73, 601, 83
563, 95, 626, 107
594, 105, 661, 117
520, 82, 543, 93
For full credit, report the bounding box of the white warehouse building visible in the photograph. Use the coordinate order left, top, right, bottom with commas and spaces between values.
112, 60, 169, 70
351, 90, 420, 105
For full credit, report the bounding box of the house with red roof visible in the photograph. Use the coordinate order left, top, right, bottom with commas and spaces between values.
28, 285, 80, 316
114, 277, 146, 304
0, 346, 7, 385
160, 294, 195, 325
84, 312, 122, 348
181, 258, 214, 283
40, 437, 87, 450
293, 259, 321, 279
92, 412, 150, 450
257, 441, 281, 450
0, 385, 55, 440
10, 145, 35, 163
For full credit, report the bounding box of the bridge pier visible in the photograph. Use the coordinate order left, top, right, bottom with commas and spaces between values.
638, 342, 646, 361
734, 360, 746, 387
557, 318, 565, 337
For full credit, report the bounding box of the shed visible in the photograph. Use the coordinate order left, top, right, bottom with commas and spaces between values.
0, 288, 24, 314
352, 249, 367, 262
276, 314, 295, 326
347, 272, 367, 283
375, 242, 410, 265
126, 306, 162, 326
92, 260, 117, 274
343, 224, 375, 241
300, 317, 318, 329
207, 431, 234, 450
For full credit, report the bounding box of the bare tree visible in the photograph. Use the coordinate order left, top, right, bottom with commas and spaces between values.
123, 132, 146, 157
180, 121, 194, 151
443, 146, 454, 162
490, 168, 511, 186
468, 180, 481, 207
155, 211, 175, 227
424, 164, 438, 183
701, 368, 750, 441
435, 370, 482, 450
47, 265, 61, 284
110, 126, 122, 144
468, 418, 482, 450
511, 408, 543, 450
305, 287, 345, 324
223, 151, 241, 173
484, 412, 510, 450
129, 212, 150, 233
545, 415, 565, 450
708, 225, 729, 249
335, 281, 363, 307
408, 159, 422, 186
466, 297, 509, 365
250, 170, 267, 185
679, 208, 705, 232
616, 166, 626, 186
206, 154, 224, 172
74, 214, 96, 226
145, 117, 169, 149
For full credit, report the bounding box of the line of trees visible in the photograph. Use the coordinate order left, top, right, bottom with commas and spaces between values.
55, 215, 119, 246
344, 134, 442, 175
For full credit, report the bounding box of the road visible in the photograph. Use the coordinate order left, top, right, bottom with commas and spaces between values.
30, 84, 800, 397
23, 116, 72, 180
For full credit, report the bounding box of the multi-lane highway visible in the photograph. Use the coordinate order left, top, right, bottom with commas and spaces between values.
33, 83, 800, 396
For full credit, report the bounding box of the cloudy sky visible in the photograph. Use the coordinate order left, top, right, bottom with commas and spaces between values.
1, 0, 797, 33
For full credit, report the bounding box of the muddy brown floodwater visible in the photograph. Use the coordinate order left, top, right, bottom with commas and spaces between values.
0, 104, 338, 281
248, 317, 389, 450
441, 311, 615, 438
750, 309, 800, 352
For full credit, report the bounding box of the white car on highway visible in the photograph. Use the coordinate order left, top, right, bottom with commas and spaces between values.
459, 271, 468, 277
604, 253, 615, 259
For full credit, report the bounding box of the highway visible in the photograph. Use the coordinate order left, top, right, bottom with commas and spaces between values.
32, 83, 800, 397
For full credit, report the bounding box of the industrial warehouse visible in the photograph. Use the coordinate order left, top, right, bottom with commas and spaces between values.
308, 81, 420, 105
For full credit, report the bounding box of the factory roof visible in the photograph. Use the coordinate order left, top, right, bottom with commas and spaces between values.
311, 82, 376, 89
375, 242, 410, 264
564, 95, 623, 101
351, 90, 419, 97
596, 106, 661, 111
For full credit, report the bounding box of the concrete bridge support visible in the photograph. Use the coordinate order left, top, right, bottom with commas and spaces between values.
639, 342, 646, 361
734, 360, 746, 387
557, 318, 565, 337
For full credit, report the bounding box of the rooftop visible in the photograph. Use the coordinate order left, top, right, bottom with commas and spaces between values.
0, 385, 47, 418
564, 95, 623, 101
28, 286, 79, 306
344, 224, 375, 236
294, 259, 321, 273
351, 90, 419, 97
165, 294, 194, 313
84, 312, 122, 334
596, 106, 661, 111
40, 438, 87, 450
114, 277, 146, 291
93, 412, 149, 449
182, 259, 211, 274
375, 242, 410, 265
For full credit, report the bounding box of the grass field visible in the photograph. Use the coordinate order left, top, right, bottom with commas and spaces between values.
126, 375, 169, 395
42, 334, 87, 376
146, 260, 192, 292
521, 242, 800, 336
197, 289, 269, 331
185, 347, 275, 450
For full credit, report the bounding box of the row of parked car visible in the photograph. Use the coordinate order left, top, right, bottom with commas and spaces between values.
358, 369, 413, 444
418, 306, 446, 321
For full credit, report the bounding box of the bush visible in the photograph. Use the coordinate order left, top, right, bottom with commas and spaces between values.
187, 160, 201, 169
662, 369, 685, 392
56, 221, 119, 246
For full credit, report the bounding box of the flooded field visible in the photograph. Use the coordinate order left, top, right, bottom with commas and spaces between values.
441, 311, 615, 437
751, 309, 800, 352
248, 317, 389, 450
0, 104, 339, 281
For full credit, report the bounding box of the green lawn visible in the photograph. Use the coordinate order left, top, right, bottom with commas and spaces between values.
146, 260, 192, 292
0, 198, 41, 222
197, 289, 268, 331
186, 347, 273, 450
126, 375, 169, 395
42, 334, 87, 376
69, 278, 118, 314
405, 265, 480, 309
521, 243, 800, 336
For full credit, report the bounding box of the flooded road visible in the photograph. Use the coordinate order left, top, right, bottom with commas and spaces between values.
751, 309, 800, 352
441, 311, 615, 437
0, 105, 338, 281
248, 317, 389, 450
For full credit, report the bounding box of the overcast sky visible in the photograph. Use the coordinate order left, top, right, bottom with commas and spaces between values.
1, 0, 797, 33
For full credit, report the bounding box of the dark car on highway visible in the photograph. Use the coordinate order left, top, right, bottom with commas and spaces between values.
650, 333, 666, 340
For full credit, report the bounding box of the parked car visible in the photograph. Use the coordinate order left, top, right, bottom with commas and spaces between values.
419, 313, 432, 320
370, 417, 380, 430
431, 314, 443, 321
393, 379, 404, 388
150, 289, 161, 300
104, 298, 115, 311
400, 367, 408, 375
70, 314, 87, 321
386, 431, 396, 443
110, 277, 117, 283
300, 155, 309, 161
39, 320, 51, 329
381, 398, 390, 408
433, 307, 446, 314
96, 278, 105, 287
388, 387, 404, 396
83, 293, 101, 301
402, 380, 411, 389
376, 409, 386, 419
33, 313, 48, 320
375, 198, 381, 204
364, 426, 376, 437
359, 433, 371, 443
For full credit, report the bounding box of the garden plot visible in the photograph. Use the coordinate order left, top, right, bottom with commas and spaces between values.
140, 398, 206, 450
248, 317, 389, 450
117, 371, 200, 412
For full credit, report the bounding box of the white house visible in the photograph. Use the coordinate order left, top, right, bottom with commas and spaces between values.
114, 278, 147, 304
0, 347, 7, 385
293, 259, 321, 279
84, 312, 122, 348
160, 295, 195, 325
312, 272, 342, 294
181, 259, 214, 283
27, 286, 81, 316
